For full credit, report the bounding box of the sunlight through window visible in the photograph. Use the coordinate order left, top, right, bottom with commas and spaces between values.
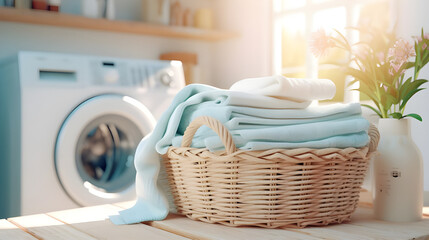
273, 0, 392, 103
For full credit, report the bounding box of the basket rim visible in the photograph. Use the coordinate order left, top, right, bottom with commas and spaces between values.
167, 145, 372, 162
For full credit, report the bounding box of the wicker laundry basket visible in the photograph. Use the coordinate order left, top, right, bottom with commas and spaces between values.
164, 116, 379, 228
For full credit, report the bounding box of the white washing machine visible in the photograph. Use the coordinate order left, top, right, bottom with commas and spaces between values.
0, 51, 185, 218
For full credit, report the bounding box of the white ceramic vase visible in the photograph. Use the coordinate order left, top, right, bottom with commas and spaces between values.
373, 118, 423, 222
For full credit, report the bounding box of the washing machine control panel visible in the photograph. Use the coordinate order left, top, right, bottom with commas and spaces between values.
100, 62, 120, 84
92, 59, 184, 90
18, 52, 185, 91
92, 61, 124, 85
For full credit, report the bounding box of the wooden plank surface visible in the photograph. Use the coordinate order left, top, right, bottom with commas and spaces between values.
349, 207, 429, 239
113, 201, 135, 209
48, 204, 189, 240
291, 208, 429, 240
113, 201, 320, 240
149, 214, 320, 240
145, 211, 429, 240
114, 200, 429, 240
2, 202, 429, 240
9, 213, 97, 240
0, 7, 238, 41
114, 199, 429, 240
0, 219, 37, 240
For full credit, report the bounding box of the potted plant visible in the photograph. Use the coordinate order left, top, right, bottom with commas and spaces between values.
311, 28, 429, 222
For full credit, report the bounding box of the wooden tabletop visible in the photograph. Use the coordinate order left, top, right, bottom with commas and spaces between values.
1, 199, 429, 240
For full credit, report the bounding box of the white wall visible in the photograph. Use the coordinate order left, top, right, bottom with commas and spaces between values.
210, 0, 272, 89
395, 0, 429, 192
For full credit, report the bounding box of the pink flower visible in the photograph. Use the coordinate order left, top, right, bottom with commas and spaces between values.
310, 29, 335, 57
389, 63, 406, 76
414, 33, 428, 49
391, 62, 402, 73
414, 33, 429, 42
388, 39, 415, 76
388, 39, 415, 62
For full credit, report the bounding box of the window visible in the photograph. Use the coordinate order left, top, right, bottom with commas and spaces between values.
273, 0, 392, 103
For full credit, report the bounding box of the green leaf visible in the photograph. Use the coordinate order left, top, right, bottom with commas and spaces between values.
358, 90, 383, 113
345, 68, 368, 82
361, 104, 382, 117
354, 85, 380, 105
404, 113, 423, 121
400, 88, 425, 110
330, 37, 350, 51
333, 29, 350, 50
345, 68, 362, 79
416, 41, 422, 69
390, 112, 403, 119
399, 77, 413, 100
411, 79, 428, 89
345, 68, 376, 92
404, 62, 415, 69
382, 93, 397, 112
399, 79, 428, 106
407, 79, 427, 92
421, 51, 429, 68
348, 79, 360, 87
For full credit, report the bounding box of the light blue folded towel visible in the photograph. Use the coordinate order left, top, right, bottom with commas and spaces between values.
109, 84, 369, 225
172, 116, 369, 151
158, 102, 365, 153
176, 102, 363, 134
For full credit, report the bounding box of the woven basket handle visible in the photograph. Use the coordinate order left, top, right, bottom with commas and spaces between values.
368, 124, 380, 153
181, 116, 237, 154
181, 116, 380, 154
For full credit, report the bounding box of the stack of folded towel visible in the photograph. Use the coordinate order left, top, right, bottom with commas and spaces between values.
110, 75, 370, 225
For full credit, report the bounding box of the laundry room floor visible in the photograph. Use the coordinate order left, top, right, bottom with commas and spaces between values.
1, 191, 429, 240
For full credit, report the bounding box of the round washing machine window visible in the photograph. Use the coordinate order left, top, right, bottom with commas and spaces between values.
55, 94, 156, 206
75, 114, 140, 193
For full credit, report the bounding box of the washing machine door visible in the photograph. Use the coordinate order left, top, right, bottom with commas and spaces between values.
55, 94, 156, 206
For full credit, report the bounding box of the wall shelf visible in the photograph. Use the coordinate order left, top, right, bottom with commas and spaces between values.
0, 7, 239, 42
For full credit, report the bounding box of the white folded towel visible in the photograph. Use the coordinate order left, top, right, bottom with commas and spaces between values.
229, 75, 336, 101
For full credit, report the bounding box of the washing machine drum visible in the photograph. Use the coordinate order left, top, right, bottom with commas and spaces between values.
55, 94, 156, 206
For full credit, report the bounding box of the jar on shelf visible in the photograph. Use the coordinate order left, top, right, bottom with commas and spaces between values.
142, 0, 170, 25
